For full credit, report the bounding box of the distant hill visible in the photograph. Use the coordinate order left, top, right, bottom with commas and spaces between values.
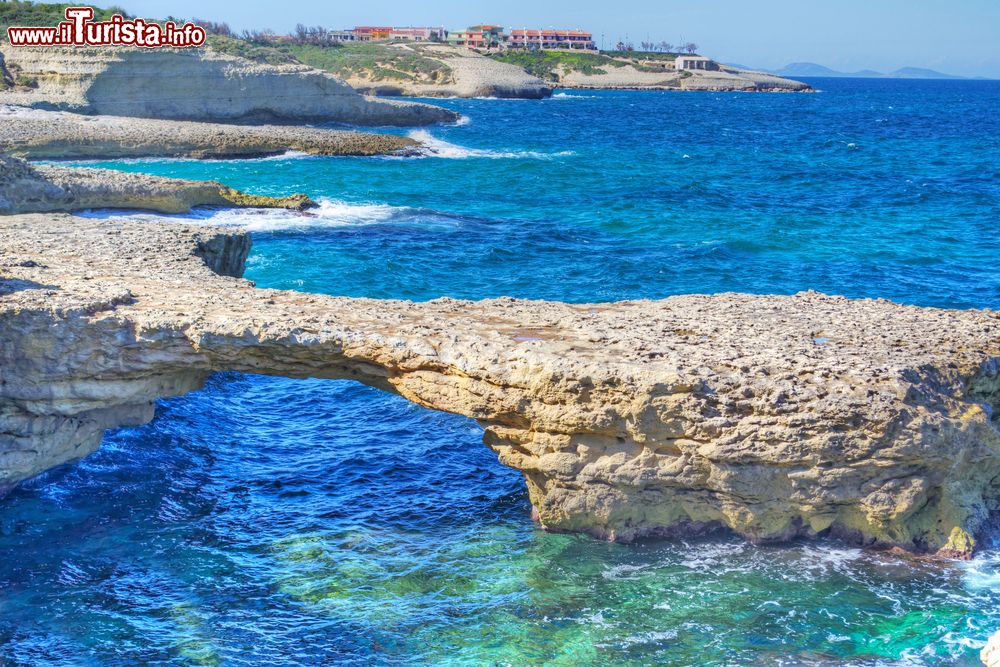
771, 62, 968, 80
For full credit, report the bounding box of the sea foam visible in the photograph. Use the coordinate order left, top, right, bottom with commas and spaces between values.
408, 130, 574, 160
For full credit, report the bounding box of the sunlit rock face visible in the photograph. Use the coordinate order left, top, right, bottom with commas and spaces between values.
1, 213, 999, 556
984, 631, 1000, 667
0, 46, 458, 125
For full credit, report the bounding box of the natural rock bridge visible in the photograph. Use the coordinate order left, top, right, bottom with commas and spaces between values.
2, 213, 999, 557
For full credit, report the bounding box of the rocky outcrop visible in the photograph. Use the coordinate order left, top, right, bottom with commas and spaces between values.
333, 44, 551, 98
986, 631, 1000, 667
0, 155, 314, 213
0, 105, 421, 159
0, 46, 458, 125
2, 213, 999, 555
559, 62, 811, 91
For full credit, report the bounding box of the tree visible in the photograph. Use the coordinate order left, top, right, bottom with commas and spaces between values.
684, 42, 698, 54
192, 18, 233, 36
659, 41, 674, 53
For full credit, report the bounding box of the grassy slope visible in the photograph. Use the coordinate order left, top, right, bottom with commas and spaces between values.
492, 50, 680, 81
204, 35, 299, 65
278, 43, 451, 83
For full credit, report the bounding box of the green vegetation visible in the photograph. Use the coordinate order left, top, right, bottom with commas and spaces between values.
278, 43, 451, 83
0, 1, 125, 33
204, 35, 298, 65
491, 50, 625, 81
603, 50, 678, 61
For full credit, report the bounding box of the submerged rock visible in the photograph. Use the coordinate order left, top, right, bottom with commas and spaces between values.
0, 215, 998, 556
0, 155, 315, 213
0, 46, 458, 125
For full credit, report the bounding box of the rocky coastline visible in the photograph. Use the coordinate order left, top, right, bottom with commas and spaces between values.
0, 105, 422, 160
0, 154, 315, 213
1, 206, 998, 558
556, 63, 813, 92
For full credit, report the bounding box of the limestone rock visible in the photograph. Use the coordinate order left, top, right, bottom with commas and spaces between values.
0, 46, 458, 125
0, 155, 315, 213
985, 630, 1000, 667
1, 214, 998, 556
0, 105, 421, 159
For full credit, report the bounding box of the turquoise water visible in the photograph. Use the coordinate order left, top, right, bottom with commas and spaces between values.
3, 79, 1000, 665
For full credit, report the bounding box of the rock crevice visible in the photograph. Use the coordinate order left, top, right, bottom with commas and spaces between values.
2, 213, 999, 556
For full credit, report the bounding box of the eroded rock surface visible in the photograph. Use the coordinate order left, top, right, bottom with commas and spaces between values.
0, 46, 458, 125
1, 214, 999, 555
0, 155, 314, 213
0, 106, 421, 159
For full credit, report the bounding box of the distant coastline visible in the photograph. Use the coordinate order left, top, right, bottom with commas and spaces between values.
743, 61, 995, 80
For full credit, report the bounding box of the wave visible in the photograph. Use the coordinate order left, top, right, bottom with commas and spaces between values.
80, 197, 411, 232
408, 130, 574, 160
77, 197, 487, 233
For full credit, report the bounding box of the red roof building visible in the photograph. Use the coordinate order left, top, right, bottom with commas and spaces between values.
509, 29, 595, 50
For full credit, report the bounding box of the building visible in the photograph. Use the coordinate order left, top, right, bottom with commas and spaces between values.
447, 24, 505, 49
675, 55, 716, 71
353, 26, 393, 41
327, 30, 357, 42
389, 26, 447, 41
508, 29, 595, 50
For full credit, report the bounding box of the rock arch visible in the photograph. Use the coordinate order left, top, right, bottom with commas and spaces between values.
2, 213, 999, 556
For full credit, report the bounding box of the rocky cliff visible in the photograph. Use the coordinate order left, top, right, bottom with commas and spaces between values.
0, 155, 314, 213
0, 46, 458, 125
2, 213, 998, 556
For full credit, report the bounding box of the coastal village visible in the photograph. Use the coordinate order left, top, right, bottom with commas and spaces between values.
294, 25, 600, 51
274, 23, 709, 68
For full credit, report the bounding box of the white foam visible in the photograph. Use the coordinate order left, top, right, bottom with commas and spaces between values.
408, 130, 574, 160
81, 197, 410, 232
550, 92, 596, 100
58, 150, 314, 166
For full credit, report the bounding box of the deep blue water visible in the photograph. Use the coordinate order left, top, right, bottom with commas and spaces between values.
3, 79, 1000, 665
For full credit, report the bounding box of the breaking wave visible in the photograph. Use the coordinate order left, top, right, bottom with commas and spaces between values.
408, 130, 574, 160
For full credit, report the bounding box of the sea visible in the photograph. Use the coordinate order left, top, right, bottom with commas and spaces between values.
2, 78, 999, 666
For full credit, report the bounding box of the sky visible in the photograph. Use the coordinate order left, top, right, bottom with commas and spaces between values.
118, 0, 1000, 77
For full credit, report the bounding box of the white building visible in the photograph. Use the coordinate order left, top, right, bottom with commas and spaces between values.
675, 55, 714, 71
328, 30, 357, 42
